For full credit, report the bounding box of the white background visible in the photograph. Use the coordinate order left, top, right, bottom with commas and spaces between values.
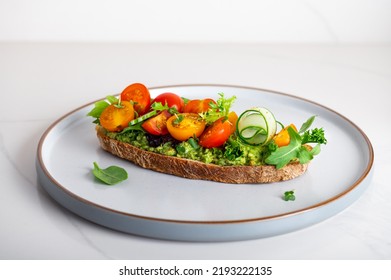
1, 0, 391, 43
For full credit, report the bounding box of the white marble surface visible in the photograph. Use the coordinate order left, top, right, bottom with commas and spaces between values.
0, 42, 390, 259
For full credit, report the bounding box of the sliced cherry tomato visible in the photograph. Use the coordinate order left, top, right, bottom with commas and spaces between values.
100, 101, 135, 132
166, 113, 206, 141
199, 116, 234, 148
153, 92, 184, 112
141, 110, 172, 135
183, 98, 216, 114
120, 83, 151, 115
273, 124, 297, 147
227, 111, 238, 134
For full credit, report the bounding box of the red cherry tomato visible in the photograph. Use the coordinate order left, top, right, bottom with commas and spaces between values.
183, 98, 216, 114
141, 110, 172, 135
199, 116, 234, 148
120, 83, 151, 115
153, 92, 184, 112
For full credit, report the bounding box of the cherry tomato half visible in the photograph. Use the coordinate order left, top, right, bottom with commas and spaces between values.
273, 124, 297, 147
166, 113, 206, 141
228, 111, 238, 134
153, 92, 184, 112
120, 83, 151, 115
199, 115, 235, 148
141, 110, 172, 135
100, 101, 135, 132
183, 98, 216, 114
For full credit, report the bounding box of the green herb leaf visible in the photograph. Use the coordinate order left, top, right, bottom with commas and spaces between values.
265, 116, 327, 169
188, 137, 200, 149
299, 115, 316, 134
200, 93, 236, 124
118, 122, 144, 134
297, 146, 314, 164
182, 97, 190, 104
92, 162, 128, 185
283, 190, 296, 201
302, 128, 327, 144
151, 101, 169, 112
267, 141, 278, 153
87, 95, 120, 122
86, 100, 110, 119
106, 95, 119, 105
173, 114, 184, 125
310, 143, 321, 156
224, 137, 244, 160
265, 127, 302, 169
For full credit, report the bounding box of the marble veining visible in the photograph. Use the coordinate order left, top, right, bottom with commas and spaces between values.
302, 0, 340, 43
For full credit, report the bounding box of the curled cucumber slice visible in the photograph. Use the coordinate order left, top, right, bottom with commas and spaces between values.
237, 107, 277, 145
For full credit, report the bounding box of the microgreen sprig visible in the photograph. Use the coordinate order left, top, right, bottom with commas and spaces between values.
283, 190, 296, 201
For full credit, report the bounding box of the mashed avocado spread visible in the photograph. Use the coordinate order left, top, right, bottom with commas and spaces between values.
105, 129, 273, 166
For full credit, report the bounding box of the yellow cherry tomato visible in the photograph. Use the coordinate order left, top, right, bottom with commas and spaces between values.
100, 101, 135, 132
227, 111, 238, 134
166, 113, 206, 141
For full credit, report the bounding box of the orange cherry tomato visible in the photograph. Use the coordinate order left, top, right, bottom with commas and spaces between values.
199, 116, 234, 148
120, 83, 151, 115
183, 98, 216, 114
166, 113, 206, 141
141, 110, 172, 135
100, 101, 135, 132
273, 124, 297, 147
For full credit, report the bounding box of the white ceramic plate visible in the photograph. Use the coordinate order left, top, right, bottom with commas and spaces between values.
36, 85, 374, 241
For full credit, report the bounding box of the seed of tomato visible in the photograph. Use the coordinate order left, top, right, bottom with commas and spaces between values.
167, 113, 206, 141
100, 101, 135, 132
120, 83, 151, 115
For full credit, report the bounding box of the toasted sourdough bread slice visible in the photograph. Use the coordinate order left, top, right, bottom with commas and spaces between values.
96, 126, 309, 184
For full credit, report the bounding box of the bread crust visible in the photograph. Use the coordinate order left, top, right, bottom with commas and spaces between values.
96, 127, 309, 184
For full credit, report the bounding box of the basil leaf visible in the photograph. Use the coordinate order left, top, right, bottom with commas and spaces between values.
106, 95, 119, 105
86, 100, 109, 118
92, 162, 128, 185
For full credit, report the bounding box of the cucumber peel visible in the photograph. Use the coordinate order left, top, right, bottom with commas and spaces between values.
129, 110, 157, 126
